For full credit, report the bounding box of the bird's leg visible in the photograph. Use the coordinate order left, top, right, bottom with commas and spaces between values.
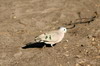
51, 44, 54, 47
53, 44, 56, 46
42, 44, 46, 48
51, 44, 56, 47
41, 44, 46, 51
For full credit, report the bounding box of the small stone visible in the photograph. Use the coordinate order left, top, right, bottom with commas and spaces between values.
14, 51, 22, 58
87, 35, 92, 39
65, 40, 68, 42
67, 62, 69, 64
91, 42, 96, 45
60, 64, 62, 66
76, 63, 80, 66
92, 38, 95, 41
63, 46, 67, 49
39, 31, 43, 33
96, 56, 100, 58
63, 51, 69, 57
13, 16, 17, 19
64, 54, 69, 57
80, 44, 84, 47
87, 64, 91, 66
75, 55, 82, 58
87, 28, 90, 30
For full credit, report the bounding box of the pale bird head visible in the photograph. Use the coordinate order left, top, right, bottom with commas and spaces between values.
59, 27, 67, 33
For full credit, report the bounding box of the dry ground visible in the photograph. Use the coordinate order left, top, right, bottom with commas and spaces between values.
0, 0, 100, 66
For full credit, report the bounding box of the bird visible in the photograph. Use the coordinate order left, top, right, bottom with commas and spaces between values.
34, 27, 67, 47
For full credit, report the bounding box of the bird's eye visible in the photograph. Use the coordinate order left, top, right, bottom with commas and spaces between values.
64, 29, 66, 31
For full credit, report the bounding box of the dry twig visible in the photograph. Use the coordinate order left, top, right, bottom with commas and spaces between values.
66, 11, 98, 29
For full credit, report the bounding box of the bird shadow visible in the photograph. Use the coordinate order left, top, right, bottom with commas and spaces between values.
22, 42, 56, 49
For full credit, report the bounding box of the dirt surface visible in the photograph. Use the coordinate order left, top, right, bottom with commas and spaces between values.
0, 0, 100, 66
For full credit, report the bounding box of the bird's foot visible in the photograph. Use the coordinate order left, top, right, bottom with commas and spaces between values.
51, 44, 56, 47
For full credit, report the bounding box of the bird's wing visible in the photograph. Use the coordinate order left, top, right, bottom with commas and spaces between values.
35, 30, 60, 42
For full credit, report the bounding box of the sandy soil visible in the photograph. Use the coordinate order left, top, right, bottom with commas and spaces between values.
0, 0, 100, 66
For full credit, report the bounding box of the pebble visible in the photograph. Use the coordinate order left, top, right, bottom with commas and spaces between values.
60, 64, 62, 66
65, 40, 69, 42
91, 42, 96, 45
75, 63, 80, 66
96, 56, 100, 58
92, 38, 95, 41
75, 55, 82, 58
87, 35, 92, 39
13, 16, 17, 19
87, 65, 91, 66
14, 51, 22, 58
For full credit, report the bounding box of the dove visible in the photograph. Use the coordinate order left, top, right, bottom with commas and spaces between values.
35, 27, 67, 47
